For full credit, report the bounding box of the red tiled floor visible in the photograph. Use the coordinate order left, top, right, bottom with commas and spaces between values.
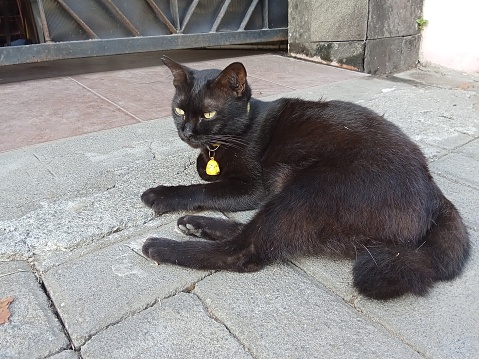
0, 77, 140, 152
0, 50, 365, 153
71, 66, 174, 121
204, 53, 366, 90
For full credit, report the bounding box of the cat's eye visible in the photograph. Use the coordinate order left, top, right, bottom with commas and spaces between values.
174, 107, 185, 116
203, 111, 217, 119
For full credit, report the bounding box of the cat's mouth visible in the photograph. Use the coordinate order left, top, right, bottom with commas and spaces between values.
178, 131, 222, 150
179, 135, 204, 149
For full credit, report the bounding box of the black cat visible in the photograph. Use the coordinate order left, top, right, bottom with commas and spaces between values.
141, 56, 470, 300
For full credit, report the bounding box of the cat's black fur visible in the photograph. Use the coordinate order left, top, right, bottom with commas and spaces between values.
141, 56, 470, 300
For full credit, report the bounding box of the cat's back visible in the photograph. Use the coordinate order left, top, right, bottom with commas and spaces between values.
264, 98, 421, 165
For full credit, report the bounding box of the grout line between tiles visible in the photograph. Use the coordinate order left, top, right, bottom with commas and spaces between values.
68, 77, 143, 123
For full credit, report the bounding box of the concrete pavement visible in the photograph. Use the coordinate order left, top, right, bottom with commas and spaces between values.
0, 50, 478, 358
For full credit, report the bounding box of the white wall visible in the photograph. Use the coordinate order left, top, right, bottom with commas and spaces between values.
420, 0, 479, 73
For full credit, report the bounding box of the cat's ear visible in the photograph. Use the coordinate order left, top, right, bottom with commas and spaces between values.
215, 62, 247, 97
161, 56, 190, 88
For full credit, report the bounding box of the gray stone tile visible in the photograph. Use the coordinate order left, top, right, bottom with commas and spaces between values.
394, 65, 479, 95
47, 350, 79, 359
357, 231, 479, 359
41, 224, 209, 347
194, 265, 422, 359
0, 119, 200, 261
81, 292, 252, 359
293, 257, 356, 300
0, 261, 69, 359
455, 138, 479, 160
431, 153, 479, 190
433, 175, 479, 231
418, 142, 448, 162
0, 117, 192, 221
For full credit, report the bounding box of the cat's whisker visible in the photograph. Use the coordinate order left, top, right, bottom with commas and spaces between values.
361, 244, 379, 267
207, 135, 249, 150
416, 241, 426, 250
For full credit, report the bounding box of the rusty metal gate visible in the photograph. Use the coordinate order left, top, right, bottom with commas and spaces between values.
0, 0, 287, 65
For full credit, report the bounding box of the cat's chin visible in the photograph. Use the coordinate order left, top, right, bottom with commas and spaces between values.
184, 141, 203, 149
179, 137, 203, 148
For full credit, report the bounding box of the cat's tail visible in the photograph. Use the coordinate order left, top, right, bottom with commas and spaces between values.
353, 197, 470, 300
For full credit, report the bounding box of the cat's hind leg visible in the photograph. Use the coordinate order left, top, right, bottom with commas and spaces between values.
177, 215, 243, 241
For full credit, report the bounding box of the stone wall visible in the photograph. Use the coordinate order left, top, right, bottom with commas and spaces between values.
288, 0, 424, 74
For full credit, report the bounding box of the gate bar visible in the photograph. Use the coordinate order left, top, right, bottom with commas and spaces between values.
180, 0, 200, 33
99, 0, 140, 36
56, 0, 99, 39
210, 0, 232, 33
144, 0, 177, 34
169, 0, 180, 31
36, 0, 52, 42
262, 0, 269, 29
239, 0, 260, 31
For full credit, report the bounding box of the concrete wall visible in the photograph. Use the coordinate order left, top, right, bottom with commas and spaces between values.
420, 0, 479, 73
288, 0, 424, 74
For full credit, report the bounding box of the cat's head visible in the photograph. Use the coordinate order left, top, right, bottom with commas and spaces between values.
162, 56, 252, 149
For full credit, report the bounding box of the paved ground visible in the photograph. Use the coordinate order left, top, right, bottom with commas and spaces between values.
0, 50, 478, 359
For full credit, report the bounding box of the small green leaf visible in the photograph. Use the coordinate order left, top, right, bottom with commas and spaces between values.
416, 18, 429, 31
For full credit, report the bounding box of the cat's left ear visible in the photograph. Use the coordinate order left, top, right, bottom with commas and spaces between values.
215, 62, 247, 97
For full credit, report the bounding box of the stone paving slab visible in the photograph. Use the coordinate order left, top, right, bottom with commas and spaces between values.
0, 118, 193, 221
194, 265, 423, 359
454, 137, 479, 160
40, 219, 212, 347
81, 292, 252, 359
0, 120, 200, 261
432, 174, 479, 231
194, 266, 428, 358
0, 261, 69, 359
394, 66, 479, 96
431, 151, 479, 190
293, 257, 356, 301
48, 350, 79, 359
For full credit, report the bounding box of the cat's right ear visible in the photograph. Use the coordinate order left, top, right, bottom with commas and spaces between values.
161, 56, 189, 88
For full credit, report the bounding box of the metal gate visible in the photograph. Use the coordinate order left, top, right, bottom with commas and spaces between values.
0, 0, 287, 65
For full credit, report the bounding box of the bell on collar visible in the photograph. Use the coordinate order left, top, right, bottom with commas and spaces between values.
206, 157, 220, 176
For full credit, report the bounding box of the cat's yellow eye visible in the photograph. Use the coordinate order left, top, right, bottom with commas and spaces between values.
203, 111, 217, 119
174, 107, 185, 116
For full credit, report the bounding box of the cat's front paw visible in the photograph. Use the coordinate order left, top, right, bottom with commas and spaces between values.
142, 237, 176, 264
141, 186, 176, 214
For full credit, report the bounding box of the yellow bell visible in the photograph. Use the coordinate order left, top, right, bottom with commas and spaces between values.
206, 157, 220, 176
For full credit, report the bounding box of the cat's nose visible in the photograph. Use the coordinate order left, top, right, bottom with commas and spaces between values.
182, 123, 194, 139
